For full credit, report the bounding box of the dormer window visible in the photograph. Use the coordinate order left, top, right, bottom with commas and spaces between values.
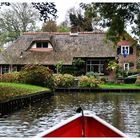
36, 42, 48, 48
29, 40, 53, 52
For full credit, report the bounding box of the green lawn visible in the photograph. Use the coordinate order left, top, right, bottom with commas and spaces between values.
0, 82, 50, 102
100, 83, 140, 89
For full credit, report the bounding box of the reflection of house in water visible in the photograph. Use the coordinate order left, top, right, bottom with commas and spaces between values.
0, 31, 137, 80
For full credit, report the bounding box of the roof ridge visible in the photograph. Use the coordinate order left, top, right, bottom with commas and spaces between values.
23, 31, 105, 35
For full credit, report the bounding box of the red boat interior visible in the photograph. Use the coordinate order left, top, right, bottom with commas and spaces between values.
42, 116, 124, 137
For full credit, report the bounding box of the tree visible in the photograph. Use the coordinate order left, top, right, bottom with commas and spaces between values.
31, 2, 57, 22
67, 7, 93, 31
107, 60, 119, 71
132, 12, 140, 39
55, 61, 63, 74
81, 3, 140, 44
0, 2, 10, 8
57, 22, 70, 32
0, 2, 57, 46
42, 20, 57, 32
0, 3, 39, 46
80, 3, 100, 31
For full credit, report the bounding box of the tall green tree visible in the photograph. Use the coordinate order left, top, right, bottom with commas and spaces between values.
68, 7, 93, 31
132, 12, 140, 39
42, 20, 57, 32
0, 2, 57, 46
57, 22, 70, 32
81, 3, 140, 44
0, 3, 39, 46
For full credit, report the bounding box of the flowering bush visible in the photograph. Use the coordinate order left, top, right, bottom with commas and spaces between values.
135, 76, 140, 85
18, 65, 54, 88
78, 76, 100, 88
53, 74, 75, 88
0, 72, 19, 83
107, 60, 119, 71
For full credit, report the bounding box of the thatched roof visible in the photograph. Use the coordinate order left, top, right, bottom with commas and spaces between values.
0, 32, 116, 65
0, 54, 6, 64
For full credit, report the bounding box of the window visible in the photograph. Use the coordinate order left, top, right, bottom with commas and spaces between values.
43, 42, 48, 48
36, 42, 48, 48
129, 47, 133, 55
117, 47, 121, 55
86, 59, 104, 74
121, 46, 129, 56
36, 42, 42, 48
124, 63, 129, 71
12, 66, 17, 72
2, 66, 9, 74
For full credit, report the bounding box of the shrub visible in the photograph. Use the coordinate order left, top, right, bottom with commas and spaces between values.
86, 72, 100, 79
18, 65, 53, 88
54, 61, 63, 74
86, 72, 95, 77
62, 66, 85, 76
78, 76, 100, 88
135, 76, 140, 85
124, 77, 137, 84
53, 74, 75, 88
0, 72, 19, 83
61, 66, 77, 75
128, 71, 139, 76
100, 77, 107, 83
107, 60, 118, 71
116, 68, 128, 78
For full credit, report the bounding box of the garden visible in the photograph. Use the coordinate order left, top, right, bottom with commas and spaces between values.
0, 64, 140, 102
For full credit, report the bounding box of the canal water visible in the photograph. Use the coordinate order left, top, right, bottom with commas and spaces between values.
0, 92, 140, 138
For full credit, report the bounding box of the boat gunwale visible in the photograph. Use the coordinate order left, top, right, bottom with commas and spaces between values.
35, 111, 128, 138
35, 113, 82, 137
84, 111, 127, 137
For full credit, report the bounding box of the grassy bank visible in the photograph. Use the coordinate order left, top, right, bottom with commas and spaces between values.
100, 83, 140, 89
0, 82, 50, 101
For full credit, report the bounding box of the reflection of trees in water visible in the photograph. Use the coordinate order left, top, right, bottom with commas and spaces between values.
111, 95, 125, 131
97, 93, 140, 137
18, 96, 56, 122
120, 94, 140, 137
1, 92, 140, 137
97, 93, 126, 131
53, 93, 98, 111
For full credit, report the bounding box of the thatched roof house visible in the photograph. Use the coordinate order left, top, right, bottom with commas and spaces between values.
1, 32, 115, 64
0, 31, 137, 75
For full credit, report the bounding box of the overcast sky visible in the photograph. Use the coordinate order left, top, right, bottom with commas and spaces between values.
4, 0, 136, 24
5, 0, 106, 24
54, 0, 94, 24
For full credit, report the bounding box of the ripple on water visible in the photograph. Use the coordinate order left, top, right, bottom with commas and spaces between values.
0, 92, 140, 137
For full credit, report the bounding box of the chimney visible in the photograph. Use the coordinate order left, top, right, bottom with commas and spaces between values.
70, 26, 79, 36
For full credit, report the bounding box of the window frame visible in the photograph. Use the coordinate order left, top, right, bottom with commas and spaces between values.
121, 45, 130, 55
124, 63, 129, 71
36, 42, 49, 48
2, 66, 9, 74
86, 59, 104, 74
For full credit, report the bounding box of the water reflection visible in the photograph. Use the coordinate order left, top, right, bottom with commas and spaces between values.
0, 92, 140, 137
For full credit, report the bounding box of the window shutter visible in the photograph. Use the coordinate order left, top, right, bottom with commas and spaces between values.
117, 47, 121, 55
130, 47, 133, 54
129, 62, 134, 67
